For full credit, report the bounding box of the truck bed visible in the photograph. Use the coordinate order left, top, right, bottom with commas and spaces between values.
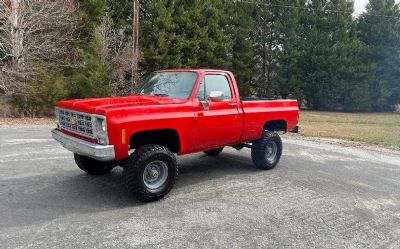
239, 99, 299, 142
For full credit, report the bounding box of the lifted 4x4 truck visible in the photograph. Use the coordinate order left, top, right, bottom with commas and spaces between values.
52, 69, 300, 202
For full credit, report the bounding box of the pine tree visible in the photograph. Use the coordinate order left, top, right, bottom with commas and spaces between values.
65, 0, 111, 99
223, 0, 255, 96
139, 0, 175, 71
108, 0, 132, 30
298, 0, 371, 111
358, 0, 400, 110
139, 0, 234, 74
248, 0, 282, 97
273, 0, 305, 100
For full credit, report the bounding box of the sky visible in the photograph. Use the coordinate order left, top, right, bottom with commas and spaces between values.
354, 0, 400, 16
353, 0, 368, 17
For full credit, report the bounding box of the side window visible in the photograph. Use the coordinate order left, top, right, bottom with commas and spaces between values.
197, 75, 233, 101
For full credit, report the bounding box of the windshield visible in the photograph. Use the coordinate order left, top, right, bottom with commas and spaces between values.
136, 72, 198, 99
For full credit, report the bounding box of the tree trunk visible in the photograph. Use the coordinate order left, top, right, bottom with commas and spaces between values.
9, 0, 24, 67
262, 41, 267, 97
131, 0, 140, 91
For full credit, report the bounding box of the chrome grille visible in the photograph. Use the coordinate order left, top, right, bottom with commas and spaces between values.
57, 108, 95, 138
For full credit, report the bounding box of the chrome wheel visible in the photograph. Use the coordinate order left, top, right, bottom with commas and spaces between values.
265, 141, 278, 164
143, 160, 168, 190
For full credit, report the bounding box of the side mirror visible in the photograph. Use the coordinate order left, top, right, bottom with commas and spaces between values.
209, 91, 225, 102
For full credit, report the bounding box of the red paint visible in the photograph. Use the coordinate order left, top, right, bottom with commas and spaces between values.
56, 69, 300, 161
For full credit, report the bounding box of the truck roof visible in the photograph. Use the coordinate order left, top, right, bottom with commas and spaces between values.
156, 68, 231, 74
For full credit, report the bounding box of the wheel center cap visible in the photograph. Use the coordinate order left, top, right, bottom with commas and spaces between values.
151, 169, 159, 178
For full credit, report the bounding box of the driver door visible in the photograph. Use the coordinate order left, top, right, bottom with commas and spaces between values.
193, 74, 242, 150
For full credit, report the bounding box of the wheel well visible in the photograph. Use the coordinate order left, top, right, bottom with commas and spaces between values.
264, 120, 287, 132
129, 129, 180, 153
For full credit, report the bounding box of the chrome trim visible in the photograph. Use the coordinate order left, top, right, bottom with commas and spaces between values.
55, 108, 109, 145
52, 129, 115, 162
56, 107, 96, 139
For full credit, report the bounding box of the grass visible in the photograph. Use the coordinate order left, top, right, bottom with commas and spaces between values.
299, 111, 400, 149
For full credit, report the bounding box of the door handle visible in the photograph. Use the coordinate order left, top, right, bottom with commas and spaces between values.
228, 102, 237, 107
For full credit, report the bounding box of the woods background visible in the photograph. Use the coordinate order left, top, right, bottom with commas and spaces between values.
0, 0, 399, 117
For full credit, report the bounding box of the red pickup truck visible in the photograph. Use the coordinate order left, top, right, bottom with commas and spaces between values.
52, 69, 300, 202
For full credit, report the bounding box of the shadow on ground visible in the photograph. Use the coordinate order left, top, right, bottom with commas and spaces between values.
1, 151, 259, 229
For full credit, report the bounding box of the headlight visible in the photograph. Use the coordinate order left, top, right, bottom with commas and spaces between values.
96, 117, 106, 132
95, 116, 108, 145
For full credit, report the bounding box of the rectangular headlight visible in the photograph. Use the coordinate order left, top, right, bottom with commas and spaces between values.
96, 117, 106, 132
95, 116, 108, 145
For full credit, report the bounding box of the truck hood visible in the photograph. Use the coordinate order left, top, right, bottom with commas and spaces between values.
56, 95, 187, 115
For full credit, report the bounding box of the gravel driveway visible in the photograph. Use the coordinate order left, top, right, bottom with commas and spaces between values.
1, 126, 399, 249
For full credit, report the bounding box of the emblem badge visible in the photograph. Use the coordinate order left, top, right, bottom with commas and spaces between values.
70, 117, 77, 125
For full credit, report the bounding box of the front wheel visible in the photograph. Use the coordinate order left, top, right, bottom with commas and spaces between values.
251, 131, 282, 170
123, 144, 177, 202
74, 154, 115, 175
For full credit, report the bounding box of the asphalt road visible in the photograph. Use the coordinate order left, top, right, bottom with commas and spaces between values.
0, 126, 399, 249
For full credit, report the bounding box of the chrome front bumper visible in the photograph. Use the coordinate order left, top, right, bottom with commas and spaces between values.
52, 129, 115, 162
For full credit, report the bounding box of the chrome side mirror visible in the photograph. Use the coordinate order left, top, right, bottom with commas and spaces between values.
209, 91, 225, 102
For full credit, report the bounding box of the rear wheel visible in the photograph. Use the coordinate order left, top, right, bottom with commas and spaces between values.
123, 144, 177, 202
74, 154, 115, 175
204, 147, 223, 156
251, 131, 282, 170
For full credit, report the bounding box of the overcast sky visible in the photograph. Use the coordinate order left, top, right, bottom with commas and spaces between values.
353, 0, 368, 16
354, 0, 400, 16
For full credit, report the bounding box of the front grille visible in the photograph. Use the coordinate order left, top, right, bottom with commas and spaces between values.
57, 108, 95, 138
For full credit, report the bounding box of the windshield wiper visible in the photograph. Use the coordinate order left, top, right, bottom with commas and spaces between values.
153, 93, 169, 97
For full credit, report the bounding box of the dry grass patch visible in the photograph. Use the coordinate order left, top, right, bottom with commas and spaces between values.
300, 111, 400, 149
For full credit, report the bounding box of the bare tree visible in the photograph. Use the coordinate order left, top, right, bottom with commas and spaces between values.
0, 0, 78, 95
98, 18, 133, 96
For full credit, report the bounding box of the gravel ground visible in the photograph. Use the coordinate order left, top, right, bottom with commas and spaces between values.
0, 118, 55, 126
0, 126, 399, 249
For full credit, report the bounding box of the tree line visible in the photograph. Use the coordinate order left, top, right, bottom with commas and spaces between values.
0, 0, 399, 117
